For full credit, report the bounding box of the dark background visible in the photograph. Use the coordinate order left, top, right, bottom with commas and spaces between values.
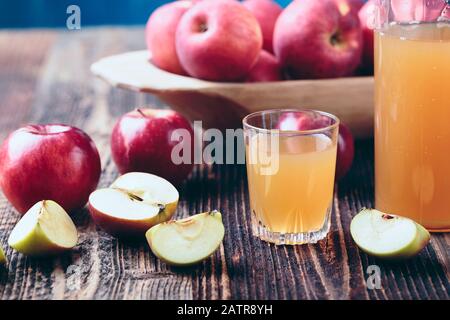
0, 0, 293, 28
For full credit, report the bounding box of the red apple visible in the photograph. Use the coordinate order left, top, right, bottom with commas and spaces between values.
276, 113, 355, 180
145, 1, 192, 75
0, 124, 101, 214
111, 109, 194, 185
391, 0, 446, 22
242, 0, 283, 53
276, 112, 321, 131
335, 122, 355, 180
246, 50, 284, 82
175, 0, 262, 81
358, 0, 377, 69
273, 0, 363, 79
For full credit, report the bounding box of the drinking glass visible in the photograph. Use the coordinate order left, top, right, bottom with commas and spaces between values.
243, 110, 339, 245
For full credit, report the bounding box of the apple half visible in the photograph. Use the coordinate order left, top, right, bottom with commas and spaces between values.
88, 172, 179, 238
146, 211, 225, 266
350, 209, 430, 259
8, 200, 78, 256
0, 245, 6, 265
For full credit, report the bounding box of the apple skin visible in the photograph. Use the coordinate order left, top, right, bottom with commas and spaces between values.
0, 125, 101, 214
242, 0, 283, 54
145, 1, 192, 75
358, 0, 376, 70
336, 123, 355, 180
0, 246, 6, 265
246, 50, 284, 82
442, 5, 450, 19
88, 193, 178, 239
391, 0, 446, 22
276, 112, 322, 131
175, 0, 262, 81
111, 109, 194, 185
273, 0, 363, 79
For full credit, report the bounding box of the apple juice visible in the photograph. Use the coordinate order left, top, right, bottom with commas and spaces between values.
375, 22, 450, 231
246, 133, 337, 235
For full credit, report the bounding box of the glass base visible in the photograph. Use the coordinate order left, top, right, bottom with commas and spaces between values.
251, 208, 331, 245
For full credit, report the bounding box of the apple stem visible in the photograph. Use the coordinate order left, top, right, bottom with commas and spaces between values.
330, 31, 342, 46
136, 108, 146, 118
199, 23, 208, 33
382, 214, 394, 220
209, 210, 219, 216
26, 124, 43, 134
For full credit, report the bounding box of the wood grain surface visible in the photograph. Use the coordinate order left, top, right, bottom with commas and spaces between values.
0, 28, 448, 300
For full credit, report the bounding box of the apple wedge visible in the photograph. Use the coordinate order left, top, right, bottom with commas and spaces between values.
88, 172, 179, 238
8, 200, 78, 256
0, 245, 6, 265
146, 211, 225, 266
350, 209, 430, 259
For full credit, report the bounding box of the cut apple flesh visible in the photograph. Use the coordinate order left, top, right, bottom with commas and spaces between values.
350, 209, 430, 259
8, 200, 78, 256
146, 211, 225, 266
111, 172, 179, 206
89, 188, 165, 220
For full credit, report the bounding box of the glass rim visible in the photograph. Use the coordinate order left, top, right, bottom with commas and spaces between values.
242, 109, 340, 135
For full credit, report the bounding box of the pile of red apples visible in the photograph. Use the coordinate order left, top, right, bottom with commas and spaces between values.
146, 0, 358, 178
146, 0, 377, 82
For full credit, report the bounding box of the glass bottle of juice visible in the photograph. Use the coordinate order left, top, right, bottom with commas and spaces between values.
374, 0, 450, 231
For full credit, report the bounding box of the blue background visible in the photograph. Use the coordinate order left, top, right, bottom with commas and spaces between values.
0, 0, 293, 29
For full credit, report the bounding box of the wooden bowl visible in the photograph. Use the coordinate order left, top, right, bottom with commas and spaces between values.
91, 51, 374, 139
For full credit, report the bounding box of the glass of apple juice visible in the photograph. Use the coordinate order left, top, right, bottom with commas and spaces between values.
243, 110, 339, 245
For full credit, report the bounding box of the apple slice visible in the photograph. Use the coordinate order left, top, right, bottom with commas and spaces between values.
146, 211, 225, 266
350, 209, 430, 259
8, 200, 78, 256
0, 245, 6, 265
88, 172, 179, 238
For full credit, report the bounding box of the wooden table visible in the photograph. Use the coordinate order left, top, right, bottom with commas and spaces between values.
0, 28, 448, 300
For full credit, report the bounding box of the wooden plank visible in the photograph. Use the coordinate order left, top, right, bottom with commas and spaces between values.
0, 31, 56, 138
0, 30, 57, 300
0, 28, 448, 300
